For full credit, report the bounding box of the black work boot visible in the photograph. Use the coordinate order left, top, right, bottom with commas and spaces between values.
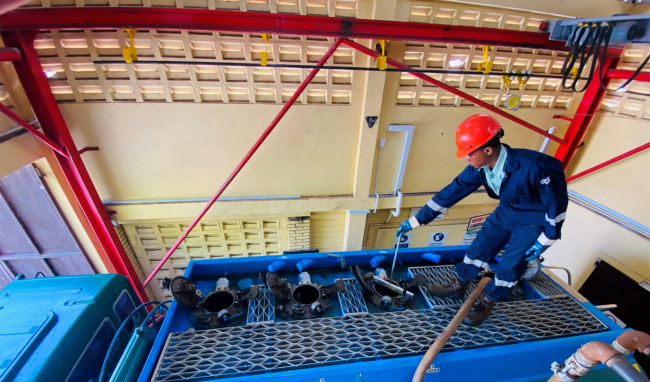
463, 297, 496, 326
428, 278, 467, 298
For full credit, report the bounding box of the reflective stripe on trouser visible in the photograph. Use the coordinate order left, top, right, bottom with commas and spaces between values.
454, 210, 544, 301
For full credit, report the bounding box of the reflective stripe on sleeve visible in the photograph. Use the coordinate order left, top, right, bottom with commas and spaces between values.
426, 200, 448, 213
545, 212, 566, 226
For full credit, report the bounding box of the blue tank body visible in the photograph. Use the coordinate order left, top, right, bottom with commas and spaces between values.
139, 245, 637, 382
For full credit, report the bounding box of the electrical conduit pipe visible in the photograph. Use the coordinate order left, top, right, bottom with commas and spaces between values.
548, 340, 649, 382
391, 190, 403, 217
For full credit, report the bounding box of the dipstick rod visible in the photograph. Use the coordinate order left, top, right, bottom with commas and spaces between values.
390, 235, 402, 279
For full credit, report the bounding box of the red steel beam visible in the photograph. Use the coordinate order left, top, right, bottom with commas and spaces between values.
143, 38, 344, 286
0, 47, 21, 61
567, 142, 650, 183
342, 38, 565, 144
1, 31, 149, 303
554, 56, 620, 169
0, 7, 570, 51
0, 102, 67, 156
606, 69, 650, 83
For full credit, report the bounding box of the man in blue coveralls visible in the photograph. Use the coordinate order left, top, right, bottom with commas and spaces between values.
396, 114, 568, 326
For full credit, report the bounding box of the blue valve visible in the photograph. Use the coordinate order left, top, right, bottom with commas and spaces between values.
268, 261, 286, 272
370, 255, 386, 268
422, 252, 441, 263
296, 259, 314, 272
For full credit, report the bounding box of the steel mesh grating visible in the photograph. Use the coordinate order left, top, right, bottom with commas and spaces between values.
526, 272, 566, 298
336, 279, 369, 317
152, 296, 607, 381
408, 265, 563, 308
246, 287, 275, 325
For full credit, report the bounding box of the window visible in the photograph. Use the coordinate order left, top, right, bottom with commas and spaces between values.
66, 319, 116, 382
113, 290, 139, 334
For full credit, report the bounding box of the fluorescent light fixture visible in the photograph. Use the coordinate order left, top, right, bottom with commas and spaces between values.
449, 58, 465, 67
44, 69, 56, 78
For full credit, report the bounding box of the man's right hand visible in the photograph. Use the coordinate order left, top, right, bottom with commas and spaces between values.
396, 219, 413, 237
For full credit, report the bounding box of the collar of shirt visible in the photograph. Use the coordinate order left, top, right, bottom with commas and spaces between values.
481, 144, 507, 195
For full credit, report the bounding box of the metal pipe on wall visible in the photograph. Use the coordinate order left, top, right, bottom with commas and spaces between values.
568, 190, 650, 240
142, 38, 344, 287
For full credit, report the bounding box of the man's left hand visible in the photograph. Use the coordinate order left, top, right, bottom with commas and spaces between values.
525, 240, 551, 261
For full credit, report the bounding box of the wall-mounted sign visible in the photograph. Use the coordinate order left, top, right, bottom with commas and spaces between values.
394, 233, 412, 249
410, 207, 446, 221
461, 214, 489, 245
428, 232, 448, 247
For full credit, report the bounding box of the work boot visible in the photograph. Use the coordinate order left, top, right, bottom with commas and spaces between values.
463, 297, 496, 326
427, 278, 467, 298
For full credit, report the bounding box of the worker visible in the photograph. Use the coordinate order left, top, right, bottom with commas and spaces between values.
396, 114, 568, 326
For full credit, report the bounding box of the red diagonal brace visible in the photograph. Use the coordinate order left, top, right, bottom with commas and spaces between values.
567, 142, 650, 183
2, 31, 149, 303
554, 56, 620, 169
0, 102, 68, 157
342, 39, 565, 145
143, 38, 344, 286
0, 47, 21, 61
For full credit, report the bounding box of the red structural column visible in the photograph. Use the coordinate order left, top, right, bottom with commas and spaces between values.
554, 56, 620, 169
1, 31, 149, 302
143, 38, 344, 286
342, 39, 565, 144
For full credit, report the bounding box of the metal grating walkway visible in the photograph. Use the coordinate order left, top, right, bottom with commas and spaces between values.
408, 265, 565, 308
246, 287, 275, 325
152, 296, 607, 381
336, 278, 369, 317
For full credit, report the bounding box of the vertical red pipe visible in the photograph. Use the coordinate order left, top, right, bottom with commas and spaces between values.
143, 37, 344, 286
2, 31, 149, 302
566, 142, 650, 183
554, 56, 620, 169
342, 39, 565, 144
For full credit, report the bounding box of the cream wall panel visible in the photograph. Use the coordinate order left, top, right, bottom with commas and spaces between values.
566, 116, 650, 225
543, 114, 650, 288
123, 216, 288, 300
365, 203, 497, 250
310, 211, 346, 253
60, 103, 358, 200
373, 105, 569, 195
0, 134, 48, 178
544, 204, 650, 289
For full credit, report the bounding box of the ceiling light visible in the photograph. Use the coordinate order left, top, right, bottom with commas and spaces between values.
449, 59, 465, 67
44, 69, 56, 78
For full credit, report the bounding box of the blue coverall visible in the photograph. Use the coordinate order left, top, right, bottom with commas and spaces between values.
414, 144, 568, 301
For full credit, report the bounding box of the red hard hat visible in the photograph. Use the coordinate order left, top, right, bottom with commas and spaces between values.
455, 114, 502, 158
